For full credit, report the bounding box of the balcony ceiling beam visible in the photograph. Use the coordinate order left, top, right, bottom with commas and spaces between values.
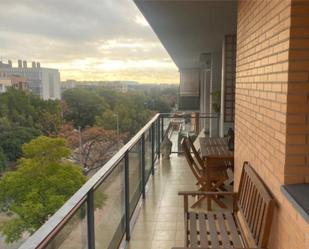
134, 0, 237, 69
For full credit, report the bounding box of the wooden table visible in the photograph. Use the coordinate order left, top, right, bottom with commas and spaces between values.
199, 137, 234, 161
199, 137, 234, 210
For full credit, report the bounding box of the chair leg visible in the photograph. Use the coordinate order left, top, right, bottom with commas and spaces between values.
191, 182, 218, 209
191, 177, 228, 210
190, 185, 208, 208
195, 179, 228, 209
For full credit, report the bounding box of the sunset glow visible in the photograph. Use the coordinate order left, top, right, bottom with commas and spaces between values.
0, 0, 179, 83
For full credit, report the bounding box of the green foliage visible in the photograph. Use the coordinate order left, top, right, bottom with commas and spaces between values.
0, 136, 86, 243
35, 103, 62, 135
0, 88, 62, 135
22, 136, 71, 162
95, 91, 151, 137
0, 89, 62, 164
62, 88, 108, 129
95, 110, 117, 131
0, 147, 6, 172
63, 86, 176, 138
143, 86, 177, 113
211, 90, 221, 113
0, 126, 41, 162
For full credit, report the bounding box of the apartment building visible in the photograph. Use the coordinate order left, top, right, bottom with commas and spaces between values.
0, 75, 11, 93
0, 60, 60, 100
0, 72, 28, 93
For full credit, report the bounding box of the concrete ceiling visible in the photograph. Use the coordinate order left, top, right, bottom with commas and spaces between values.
134, 0, 237, 69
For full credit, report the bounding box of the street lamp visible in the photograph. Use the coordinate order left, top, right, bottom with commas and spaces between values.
113, 113, 119, 137
73, 127, 83, 167
113, 113, 119, 148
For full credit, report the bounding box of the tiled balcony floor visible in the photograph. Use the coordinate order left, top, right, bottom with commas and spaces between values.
127, 154, 232, 249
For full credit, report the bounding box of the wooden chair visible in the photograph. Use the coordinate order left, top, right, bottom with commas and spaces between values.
187, 137, 228, 172
187, 136, 204, 167
189, 136, 234, 188
181, 138, 228, 209
175, 162, 275, 249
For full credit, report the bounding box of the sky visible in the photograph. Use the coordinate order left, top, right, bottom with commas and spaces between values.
0, 0, 179, 83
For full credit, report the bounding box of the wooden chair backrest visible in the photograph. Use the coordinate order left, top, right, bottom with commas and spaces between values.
237, 162, 275, 248
181, 138, 202, 181
186, 136, 204, 167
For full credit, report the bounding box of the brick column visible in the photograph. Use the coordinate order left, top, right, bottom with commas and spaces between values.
285, 0, 309, 184
220, 35, 236, 137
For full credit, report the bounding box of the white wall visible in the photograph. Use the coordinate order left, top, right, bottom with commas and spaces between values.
179, 69, 200, 97
41, 69, 61, 100
209, 51, 222, 137
199, 69, 211, 133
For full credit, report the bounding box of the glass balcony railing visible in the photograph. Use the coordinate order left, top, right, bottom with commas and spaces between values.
19, 112, 219, 249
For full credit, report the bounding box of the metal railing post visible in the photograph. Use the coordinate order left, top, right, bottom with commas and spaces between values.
141, 135, 146, 199
161, 115, 164, 141
157, 117, 160, 158
217, 113, 220, 137
87, 190, 95, 249
124, 152, 130, 241
151, 123, 155, 175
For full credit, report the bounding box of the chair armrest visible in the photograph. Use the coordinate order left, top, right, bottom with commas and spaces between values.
178, 191, 238, 212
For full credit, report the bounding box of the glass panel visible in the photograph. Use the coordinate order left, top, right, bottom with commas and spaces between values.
94, 159, 125, 249
165, 114, 220, 153
162, 115, 171, 136
153, 121, 157, 154
144, 129, 152, 180
168, 116, 186, 153
46, 202, 87, 249
155, 119, 160, 154
129, 140, 142, 216
199, 115, 212, 137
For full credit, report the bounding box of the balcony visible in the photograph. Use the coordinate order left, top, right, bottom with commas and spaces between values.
19, 113, 221, 249
127, 154, 195, 249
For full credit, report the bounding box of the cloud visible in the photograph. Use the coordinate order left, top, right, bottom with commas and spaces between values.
0, 0, 178, 83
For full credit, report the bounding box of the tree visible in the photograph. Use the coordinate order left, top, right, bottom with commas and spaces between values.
95, 110, 117, 131
96, 91, 152, 137
0, 126, 41, 162
0, 148, 6, 173
59, 125, 122, 174
62, 88, 108, 129
0, 88, 36, 128
0, 136, 86, 243
35, 100, 62, 136
143, 86, 177, 113
0, 88, 62, 135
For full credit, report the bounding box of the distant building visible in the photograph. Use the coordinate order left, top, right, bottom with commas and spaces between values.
0, 60, 61, 100
0, 72, 28, 93
61, 79, 77, 91
0, 75, 11, 93
61, 80, 139, 93
101, 81, 129, 93
9, 75, 28, 91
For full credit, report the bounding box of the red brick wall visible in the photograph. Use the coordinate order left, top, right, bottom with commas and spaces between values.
235, 0, 309, 248
235, 0, 290, 185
